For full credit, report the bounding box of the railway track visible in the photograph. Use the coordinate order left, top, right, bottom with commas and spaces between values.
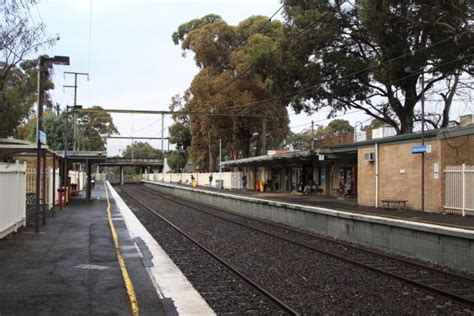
133, 184, 474, 310
117, 186, 299, 316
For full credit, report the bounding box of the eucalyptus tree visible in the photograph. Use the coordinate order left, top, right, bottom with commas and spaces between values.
266, 0, 473, 134
173, 15, 290, 171
0, 0, 58, 137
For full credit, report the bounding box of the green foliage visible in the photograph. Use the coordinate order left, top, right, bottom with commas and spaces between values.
270, 0, 473, 134
168, 94, 192, 151
0, 1, 58, 137
166, 150, 188, 172
284, 130, 313, 151
322, 119, 354, 136
363, 119, 386, 131
76, 106, 119, 151
285, 119, 354, 150
122, 142, 163, 159
173, 15, 290, 170
17, 111, 73, 150
0, 59, 55, 137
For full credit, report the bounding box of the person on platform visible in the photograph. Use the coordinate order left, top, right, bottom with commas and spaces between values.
209, 174, 213, 188
241, 173, 247, 191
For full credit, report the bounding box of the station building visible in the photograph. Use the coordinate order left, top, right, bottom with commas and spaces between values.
222, 116, 474, 215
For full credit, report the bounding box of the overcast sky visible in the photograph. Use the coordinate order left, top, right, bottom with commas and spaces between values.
36, 0, 471, 156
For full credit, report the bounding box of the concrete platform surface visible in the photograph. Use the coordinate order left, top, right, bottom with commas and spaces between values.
171, 183, 474, 230
0, 183, 205, 315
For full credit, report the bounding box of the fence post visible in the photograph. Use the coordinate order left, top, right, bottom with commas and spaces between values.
462, 163, 466, 217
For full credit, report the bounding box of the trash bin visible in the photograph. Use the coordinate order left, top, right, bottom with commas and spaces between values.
57, 188, 65, 207
71, 184, 78, 197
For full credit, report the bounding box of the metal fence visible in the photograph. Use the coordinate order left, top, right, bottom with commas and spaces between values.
444, 164, 474, 216
0, 162, 26, 238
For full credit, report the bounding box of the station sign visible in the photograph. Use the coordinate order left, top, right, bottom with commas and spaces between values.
412, 145, 427, 154
38, 130, 47, 145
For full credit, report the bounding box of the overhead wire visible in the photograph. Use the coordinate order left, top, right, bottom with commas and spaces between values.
214, 31, 470, 114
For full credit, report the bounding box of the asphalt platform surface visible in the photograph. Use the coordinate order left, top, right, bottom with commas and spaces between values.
0, 184, 167, 315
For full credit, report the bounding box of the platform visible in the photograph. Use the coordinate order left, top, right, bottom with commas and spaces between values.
143, 181, 474, 273
0, 183, 213, 315
162, 183, 474, 230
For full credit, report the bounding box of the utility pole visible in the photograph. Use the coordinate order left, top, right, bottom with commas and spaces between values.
35, 55, 70, 233
161, 114, 164, 154
64, 71, 89, 151
421, 71, 425, 212
261, 117, 267, 156
311, 120, 314, 150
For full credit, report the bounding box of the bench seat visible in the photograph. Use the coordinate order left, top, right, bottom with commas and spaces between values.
381, 199, 407, 210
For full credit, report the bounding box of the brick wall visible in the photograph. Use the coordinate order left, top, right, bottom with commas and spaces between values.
358, 139, 443, 212
358, 146, 376, 206
439, 134, 474, 209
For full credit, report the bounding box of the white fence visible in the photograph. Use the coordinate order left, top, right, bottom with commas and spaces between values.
444, 164, 474, 216
143, 172, 243, 190
0, 162, 26, 238
26, 167, 60, 209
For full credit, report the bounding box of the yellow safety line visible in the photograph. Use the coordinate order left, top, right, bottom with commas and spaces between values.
104, 182, 139, 316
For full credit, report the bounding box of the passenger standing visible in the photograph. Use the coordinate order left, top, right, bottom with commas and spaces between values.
209, 174, 213, 188
241, 173, 247, 191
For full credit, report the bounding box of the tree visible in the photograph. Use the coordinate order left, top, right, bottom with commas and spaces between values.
166, 150, 187, 172
0, 1, 57, 137
173, 15, 290, 171
75, 106, 119, 151
362, 118, 386, 131
322, 119, 354, 137
122, 142, 163, 159
17, 110, 73, 150
168, 94, 192, 151
268, 1, 473, 134
284, 130, 313, 151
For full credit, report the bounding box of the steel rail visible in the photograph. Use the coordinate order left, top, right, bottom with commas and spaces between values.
135, 185, 474, 309
117, 186, 300, 316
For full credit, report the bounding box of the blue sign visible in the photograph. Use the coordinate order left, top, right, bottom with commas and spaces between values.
412, 145, 427, 154
38, 130, 47, 145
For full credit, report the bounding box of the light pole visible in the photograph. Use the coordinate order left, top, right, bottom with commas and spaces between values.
62, 104, 82, 208
420, 71, 425, 212
64, 72, 89, 151
405, 66, 426, 212
36, 55, 69, 233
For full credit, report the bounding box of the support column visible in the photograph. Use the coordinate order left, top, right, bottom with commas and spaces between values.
63, 157, 68, 203
52, 154, 56, 215
120, 166, 124, 185
86, 159, 92, 201
58, 157, 63, 210
42, 149, 47, 225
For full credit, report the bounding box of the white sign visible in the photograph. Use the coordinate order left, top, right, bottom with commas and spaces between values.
318, 154, 325, 161
38, 130, 47, 145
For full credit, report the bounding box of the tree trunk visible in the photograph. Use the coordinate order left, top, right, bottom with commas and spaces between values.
399, 111, 415, 134
231, 119, 239, 160
441, 74, 459, 128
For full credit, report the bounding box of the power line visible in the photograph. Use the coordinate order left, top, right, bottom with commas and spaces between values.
211, 31, 470, 114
